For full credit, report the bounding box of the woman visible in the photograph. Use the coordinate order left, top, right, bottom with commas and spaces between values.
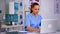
24, 2, 42, 32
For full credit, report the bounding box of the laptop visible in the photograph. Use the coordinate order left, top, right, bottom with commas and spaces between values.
40, 19, 58, 33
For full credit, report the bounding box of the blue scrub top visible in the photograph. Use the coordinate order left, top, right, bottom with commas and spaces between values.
24, 13, 42, 31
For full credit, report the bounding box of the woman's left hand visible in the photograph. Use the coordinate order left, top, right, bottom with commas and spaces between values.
34, 28, 40, 32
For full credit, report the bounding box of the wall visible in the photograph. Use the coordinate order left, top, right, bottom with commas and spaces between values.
40, 0, 60, 32
40, 0, 56, 19
0, 0, 6, 14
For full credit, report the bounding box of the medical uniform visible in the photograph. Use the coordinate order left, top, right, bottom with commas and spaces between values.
24, 13, 42, 31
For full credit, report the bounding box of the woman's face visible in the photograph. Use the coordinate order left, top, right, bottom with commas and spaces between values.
32, 5, 40, 15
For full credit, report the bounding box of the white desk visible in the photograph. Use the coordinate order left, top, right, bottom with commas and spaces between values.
0, 31, 60, 34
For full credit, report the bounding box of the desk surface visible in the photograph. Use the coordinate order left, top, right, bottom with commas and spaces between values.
0, 31, 60, 34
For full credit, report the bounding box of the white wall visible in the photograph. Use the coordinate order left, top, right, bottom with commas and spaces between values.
40, 0, 56, 19
40, 0, 60, 31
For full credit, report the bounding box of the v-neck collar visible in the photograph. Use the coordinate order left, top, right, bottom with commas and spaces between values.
30, 13, 38, 19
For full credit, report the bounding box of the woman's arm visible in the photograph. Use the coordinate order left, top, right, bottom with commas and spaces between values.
26, 26, 40, 32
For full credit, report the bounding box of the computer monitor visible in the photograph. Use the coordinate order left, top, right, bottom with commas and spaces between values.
5, 14, 18, 25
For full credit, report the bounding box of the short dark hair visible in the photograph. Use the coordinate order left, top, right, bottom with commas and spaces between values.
30, 2, 39, 13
